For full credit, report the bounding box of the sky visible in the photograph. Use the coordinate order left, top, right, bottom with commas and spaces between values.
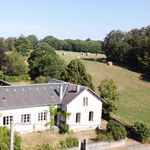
0, 0, 149, 40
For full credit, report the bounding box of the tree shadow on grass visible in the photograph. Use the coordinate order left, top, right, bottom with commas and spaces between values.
81, 58, 150, 83
88, 128, 104, 143
139, 74, 150, 82
81, 57, 107, 64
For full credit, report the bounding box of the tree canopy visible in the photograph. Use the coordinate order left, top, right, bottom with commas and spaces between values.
0, 48, 12, 75
28, 43, 64, 80
0, 127, 21, 150
7, 51, 29, 76
15, 35, 32, 56
27, 35, 38, 49
41, 36, 102, 53
62, 39, 102, 53
0, 48, 8, 70
61, 59, 94, 90
42, 35, 63, 50
98, 79, 119, 117
103, 26, 150, 77
5, 37, 16, 51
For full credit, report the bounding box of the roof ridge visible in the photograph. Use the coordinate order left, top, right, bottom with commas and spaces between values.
0, 82, 69, 88
51, 79, 88, 88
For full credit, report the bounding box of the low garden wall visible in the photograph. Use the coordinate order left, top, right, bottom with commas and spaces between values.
68, 139, 126, 150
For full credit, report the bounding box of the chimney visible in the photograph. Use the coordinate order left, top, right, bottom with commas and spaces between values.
76, 85, 80, 93
59, 85, 63, 99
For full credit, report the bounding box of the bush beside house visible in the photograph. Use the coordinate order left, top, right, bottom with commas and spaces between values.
128, 122, 150, 143
97, 119, 127, 142
59, 136, 79, 149
0, 127, 21, 150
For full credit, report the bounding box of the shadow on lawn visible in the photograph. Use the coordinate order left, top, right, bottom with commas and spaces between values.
88, 128, 103, 143
81, 58, 150, 83
139, 74, 150, 82
81, 57, 106, 63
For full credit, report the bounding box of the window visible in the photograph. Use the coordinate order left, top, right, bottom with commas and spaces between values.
86, 97, 88, 106
83, 97, 86, 106
76, 113, 81, 123
89, 111, 94, 121
3, 116, 13, 125
38, 112, 47, 121
83, 97, 88, 106
21, 114, 31, 124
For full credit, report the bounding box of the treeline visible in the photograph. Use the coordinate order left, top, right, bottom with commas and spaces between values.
0, 34, 101, 83
103, 25, 150, 76
0, 35, 102, 54
0, 37, 94, 89
0, 25, 150, 82
43, 37, 102, 53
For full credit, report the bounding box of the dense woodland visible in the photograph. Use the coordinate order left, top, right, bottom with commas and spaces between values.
103, 25, 150, 77
0, 25, 150, 85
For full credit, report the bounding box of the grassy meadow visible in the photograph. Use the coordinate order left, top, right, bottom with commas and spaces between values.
56, 50, 150, 126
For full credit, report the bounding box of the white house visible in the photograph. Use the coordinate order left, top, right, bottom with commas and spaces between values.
0, 79, 104, 134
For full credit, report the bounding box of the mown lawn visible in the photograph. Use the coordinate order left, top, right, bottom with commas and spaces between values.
56, 50, 150, 126
21, 130, 97, 149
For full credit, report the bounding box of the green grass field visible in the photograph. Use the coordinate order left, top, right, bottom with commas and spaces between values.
56, 50, 150, 126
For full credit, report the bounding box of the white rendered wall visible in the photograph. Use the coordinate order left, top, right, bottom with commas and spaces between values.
66, 90, 102, 131
0, 106, 53, 134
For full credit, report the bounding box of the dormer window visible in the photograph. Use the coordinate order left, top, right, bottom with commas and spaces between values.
83, 97, 88, 106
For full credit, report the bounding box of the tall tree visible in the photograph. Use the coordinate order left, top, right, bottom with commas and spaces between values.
0, 38, 6, 51
28, 43, 64, 80
103, 30, 126, 62
15, 35, 32, 56
103, 26, 150, 77
5, 37, 16, 51
98, 79, 119, 118
7, 51, 29, 76
27, 35, 38, 49
0, 48, 12, 75
61, 59, 94, 90
0, 48, 7, 69
42, 35, 62, 50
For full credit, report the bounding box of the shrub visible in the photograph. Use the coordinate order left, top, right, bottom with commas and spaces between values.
0, 71, 4, 79
97, 131, 113, 142
97, 132, 107, 141
4, 74, 30, 82
34, 76, 51, 83
59, 122, 70, 134
107, 119, 127, 141
60, 136, 79, 148
34, 143, 55, 150
131, 122, 150, 143
98, 79, 119, 118
0, 127, 21, 150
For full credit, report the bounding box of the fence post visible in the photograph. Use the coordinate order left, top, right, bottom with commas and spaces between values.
85, 139, 88, 150
10, 121, 14, 150
78, 140, 81, 150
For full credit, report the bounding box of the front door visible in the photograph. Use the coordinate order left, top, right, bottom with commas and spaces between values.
54, 115, 58, 126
